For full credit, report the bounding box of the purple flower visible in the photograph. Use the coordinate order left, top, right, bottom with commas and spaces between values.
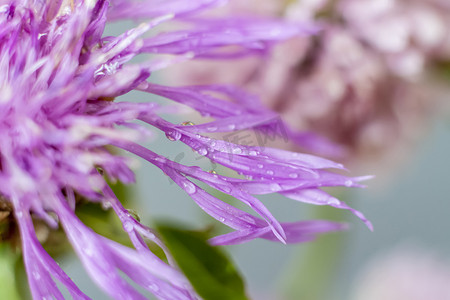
0, 0, 371, 299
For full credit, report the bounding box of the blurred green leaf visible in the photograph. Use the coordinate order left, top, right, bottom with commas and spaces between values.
433, 60, 450, 79
0, 243, 21, 300
156, 223, 248, 300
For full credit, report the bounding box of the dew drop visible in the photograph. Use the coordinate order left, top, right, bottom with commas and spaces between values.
269, 183, 281, 192
33, 271, 41, 280
207, 126, 218, 132
96, 167, 104, 175
249, 150, 258, 156
165, 130, 181, 141
101, 201, 112, 210
289, 173, 298, 179
181, 121, 195, 126
257, 164, 263, 168
221, 186, 232, 193
47, 211, 59, 224
183, 182, 196, 194
198, 148, 208, 156
146, 232, 156, 239
123, 221, 134, 233
218, 217, 225, 222
242, 215, 257, 225
266, 170, 274, 175
127, 209, 141, 222
327, 198, 340, 205
227, 124, 236, 130
232, 147, 242, 154
149, 283, 160, 292
85, 246, 94, 257
344, 180, 352, 187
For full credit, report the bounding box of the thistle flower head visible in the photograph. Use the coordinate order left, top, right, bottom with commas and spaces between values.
0, 0, 370, 298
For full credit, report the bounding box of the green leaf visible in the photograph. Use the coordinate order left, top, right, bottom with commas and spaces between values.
156, 223, 249, 300
0, 243, 21, 300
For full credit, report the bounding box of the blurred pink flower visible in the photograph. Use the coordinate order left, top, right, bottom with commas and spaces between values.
339, 0, 450, 77
350, 246, 450, 300
165, 0, 449, 171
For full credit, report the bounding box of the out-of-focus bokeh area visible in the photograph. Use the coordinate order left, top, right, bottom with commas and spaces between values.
60, 0, 450, 299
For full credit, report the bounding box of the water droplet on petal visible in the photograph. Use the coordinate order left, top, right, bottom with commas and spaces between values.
218, 217, 225, 222
266, 170, 274, 175
249, 150, 258, 156
165, 130, 181, 141
183, 181, 196, 194
269, 183, 281, 192
96, 167, 104, 175
232, 147, 242, 154
127, 209, 141, 222
149, 284, 160, 292
221, 186, 232, 193
345, 180, 352, 187
327, 198, 340, 205
242, 215, 257, 225
198, 148, 208, 156
257, 164, 263, 168
85, 246, 94, 257
181, 121, 195, 126
101, 201, 112, 210
47, 212, 59, 224
33, 271, 41, 280
289, 173, 298, 178
207, 126, 218, 132
123, 221, 134, 232
227, 124, 236, 130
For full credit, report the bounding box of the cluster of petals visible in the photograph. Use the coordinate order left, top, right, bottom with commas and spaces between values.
0, 0, 370, 298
